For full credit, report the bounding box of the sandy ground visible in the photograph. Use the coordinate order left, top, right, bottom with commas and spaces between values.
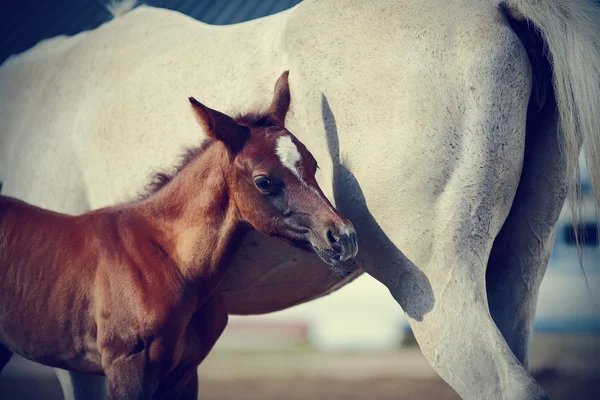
0, 334, 598, 399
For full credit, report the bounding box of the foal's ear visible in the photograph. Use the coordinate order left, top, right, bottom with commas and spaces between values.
189, 97, 250, 154
267, 70, 291, 126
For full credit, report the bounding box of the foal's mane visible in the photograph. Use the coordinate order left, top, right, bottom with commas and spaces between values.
139, 144, 208, 200
139, 110, 278, 200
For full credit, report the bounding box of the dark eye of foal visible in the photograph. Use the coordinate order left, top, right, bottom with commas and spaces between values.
254, 176, 275, 193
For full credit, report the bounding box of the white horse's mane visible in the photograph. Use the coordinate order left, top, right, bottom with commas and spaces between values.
106, 0, 137, 18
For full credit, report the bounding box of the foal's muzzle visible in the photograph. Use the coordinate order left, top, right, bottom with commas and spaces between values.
312, 221, 358, 273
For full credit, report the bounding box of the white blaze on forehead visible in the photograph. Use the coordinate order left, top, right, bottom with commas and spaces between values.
275, 135, 302, 179
275, 136, 336, 216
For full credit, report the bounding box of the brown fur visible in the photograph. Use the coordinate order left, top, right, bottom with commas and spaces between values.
0, 71, 357, 400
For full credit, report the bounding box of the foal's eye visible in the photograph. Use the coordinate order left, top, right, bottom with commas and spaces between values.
254, 176, 274, 192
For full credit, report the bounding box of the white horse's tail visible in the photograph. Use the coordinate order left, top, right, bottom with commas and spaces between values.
106, 0, 137, 18
505, 0, 600, 229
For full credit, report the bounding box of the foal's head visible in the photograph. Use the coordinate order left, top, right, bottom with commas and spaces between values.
189, 71, 357, 273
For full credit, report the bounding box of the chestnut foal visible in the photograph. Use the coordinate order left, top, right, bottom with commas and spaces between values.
0, 72, 357, 399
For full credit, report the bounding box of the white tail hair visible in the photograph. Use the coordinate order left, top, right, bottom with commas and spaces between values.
106, 0, 137, 18
505, 0, 600, 240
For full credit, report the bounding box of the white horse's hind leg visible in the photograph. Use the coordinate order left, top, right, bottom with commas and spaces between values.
486, 118, 564, 369
352, 37, 549, 398
486, 37, 566, 367
365, 187, 550, 399
365, 193, 549, 399
355, 123, 550, 399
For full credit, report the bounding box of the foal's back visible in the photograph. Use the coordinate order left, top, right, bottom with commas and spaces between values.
0, 194, 103, 280
0, 195, 110, 372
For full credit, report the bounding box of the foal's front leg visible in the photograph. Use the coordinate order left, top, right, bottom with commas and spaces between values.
155, 290, 229, 400
102, 347, 157, 400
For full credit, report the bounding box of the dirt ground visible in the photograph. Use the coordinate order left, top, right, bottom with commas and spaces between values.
1, 366, 598, 400
1, 334, 598, 399
196, 373, 599, 400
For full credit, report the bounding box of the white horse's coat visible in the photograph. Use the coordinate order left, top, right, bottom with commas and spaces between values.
1, 1, 599, 399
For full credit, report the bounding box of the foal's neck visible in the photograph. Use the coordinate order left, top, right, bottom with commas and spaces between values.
135, 143, 244, 284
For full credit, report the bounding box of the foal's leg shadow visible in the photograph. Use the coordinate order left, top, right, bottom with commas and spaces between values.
0, 344, 12, 374
321, 94, 434, 321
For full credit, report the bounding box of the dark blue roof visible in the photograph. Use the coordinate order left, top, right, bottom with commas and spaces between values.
0, 0, 301, 65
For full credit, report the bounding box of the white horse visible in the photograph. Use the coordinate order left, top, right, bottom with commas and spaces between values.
1, 0, 599, 399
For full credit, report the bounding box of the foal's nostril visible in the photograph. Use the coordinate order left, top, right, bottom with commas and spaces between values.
316, 223, 358, 266
326, 228, 338, 244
